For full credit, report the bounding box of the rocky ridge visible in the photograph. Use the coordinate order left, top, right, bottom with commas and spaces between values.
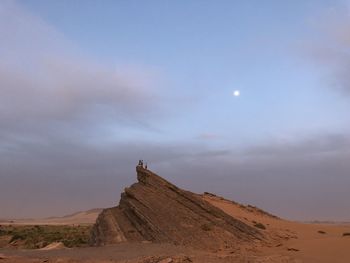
90, 166, 263, 249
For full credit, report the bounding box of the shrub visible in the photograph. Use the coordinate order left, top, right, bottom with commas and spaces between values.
10, 233, 26, 242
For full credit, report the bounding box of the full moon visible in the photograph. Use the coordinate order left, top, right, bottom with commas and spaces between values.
233, 90, 240, 97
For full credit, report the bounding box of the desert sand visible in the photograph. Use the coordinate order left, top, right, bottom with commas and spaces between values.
1, 168, 349, 262
203, 193, 350, 263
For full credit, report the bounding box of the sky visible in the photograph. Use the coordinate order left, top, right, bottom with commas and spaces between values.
1, 0, 350, 221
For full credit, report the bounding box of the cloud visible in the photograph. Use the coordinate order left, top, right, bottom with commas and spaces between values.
1, 124, 350, 221
163, 133, 350, 221
244, 133, 350, 157
0, 1, 161, 139
0, 137, 231, 218
0, 0, 170, 177
0, 1, 167, 218
304, 4, 350, 94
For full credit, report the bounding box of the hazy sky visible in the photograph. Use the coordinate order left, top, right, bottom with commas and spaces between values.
1, 0, 350, 221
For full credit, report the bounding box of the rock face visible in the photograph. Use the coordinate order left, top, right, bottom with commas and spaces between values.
90, 166, 263, 248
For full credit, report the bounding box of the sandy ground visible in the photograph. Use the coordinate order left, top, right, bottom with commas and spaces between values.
0, 243, 193, 263
0, 243, 296, 263
1, 196, 349, 262
203, 194, 350, 263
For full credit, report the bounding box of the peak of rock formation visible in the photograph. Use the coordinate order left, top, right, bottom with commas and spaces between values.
90, 166, 263, 249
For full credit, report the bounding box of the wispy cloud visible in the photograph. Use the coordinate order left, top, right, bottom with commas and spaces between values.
244, 133, 350, 157
303, 4, 350, 95
0, 1, 161, 139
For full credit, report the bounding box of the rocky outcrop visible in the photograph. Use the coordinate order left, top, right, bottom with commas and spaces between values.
90, 166, 263, 248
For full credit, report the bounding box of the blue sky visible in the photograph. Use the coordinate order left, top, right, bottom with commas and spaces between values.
18, 0, 348, 145
1, 0, 350, 220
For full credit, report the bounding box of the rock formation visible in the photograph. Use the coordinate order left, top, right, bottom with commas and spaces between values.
90, 166, 263, 248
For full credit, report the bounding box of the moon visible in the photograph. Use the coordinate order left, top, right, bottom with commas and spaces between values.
233, 90, 240, 97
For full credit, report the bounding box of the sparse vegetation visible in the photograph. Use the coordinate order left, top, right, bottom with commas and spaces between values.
342, 232, 350, 237
0, 225, 91, 249
318, 230, 326, 234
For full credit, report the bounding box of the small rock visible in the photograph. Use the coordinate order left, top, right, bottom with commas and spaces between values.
287, 247, 299, 252
275, 243, 282, 247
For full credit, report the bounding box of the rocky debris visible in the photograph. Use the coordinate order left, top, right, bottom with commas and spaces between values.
287, 248, 299, 252
90, 166, 263, 248
133, 256, 192, 263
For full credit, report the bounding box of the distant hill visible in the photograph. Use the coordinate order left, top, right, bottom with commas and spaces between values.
0, 208, 103, 225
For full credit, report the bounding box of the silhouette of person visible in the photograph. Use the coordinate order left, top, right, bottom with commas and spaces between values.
145, 163, 148, 169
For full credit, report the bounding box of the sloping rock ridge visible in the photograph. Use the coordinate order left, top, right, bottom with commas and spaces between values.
90, 166, 263, 248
